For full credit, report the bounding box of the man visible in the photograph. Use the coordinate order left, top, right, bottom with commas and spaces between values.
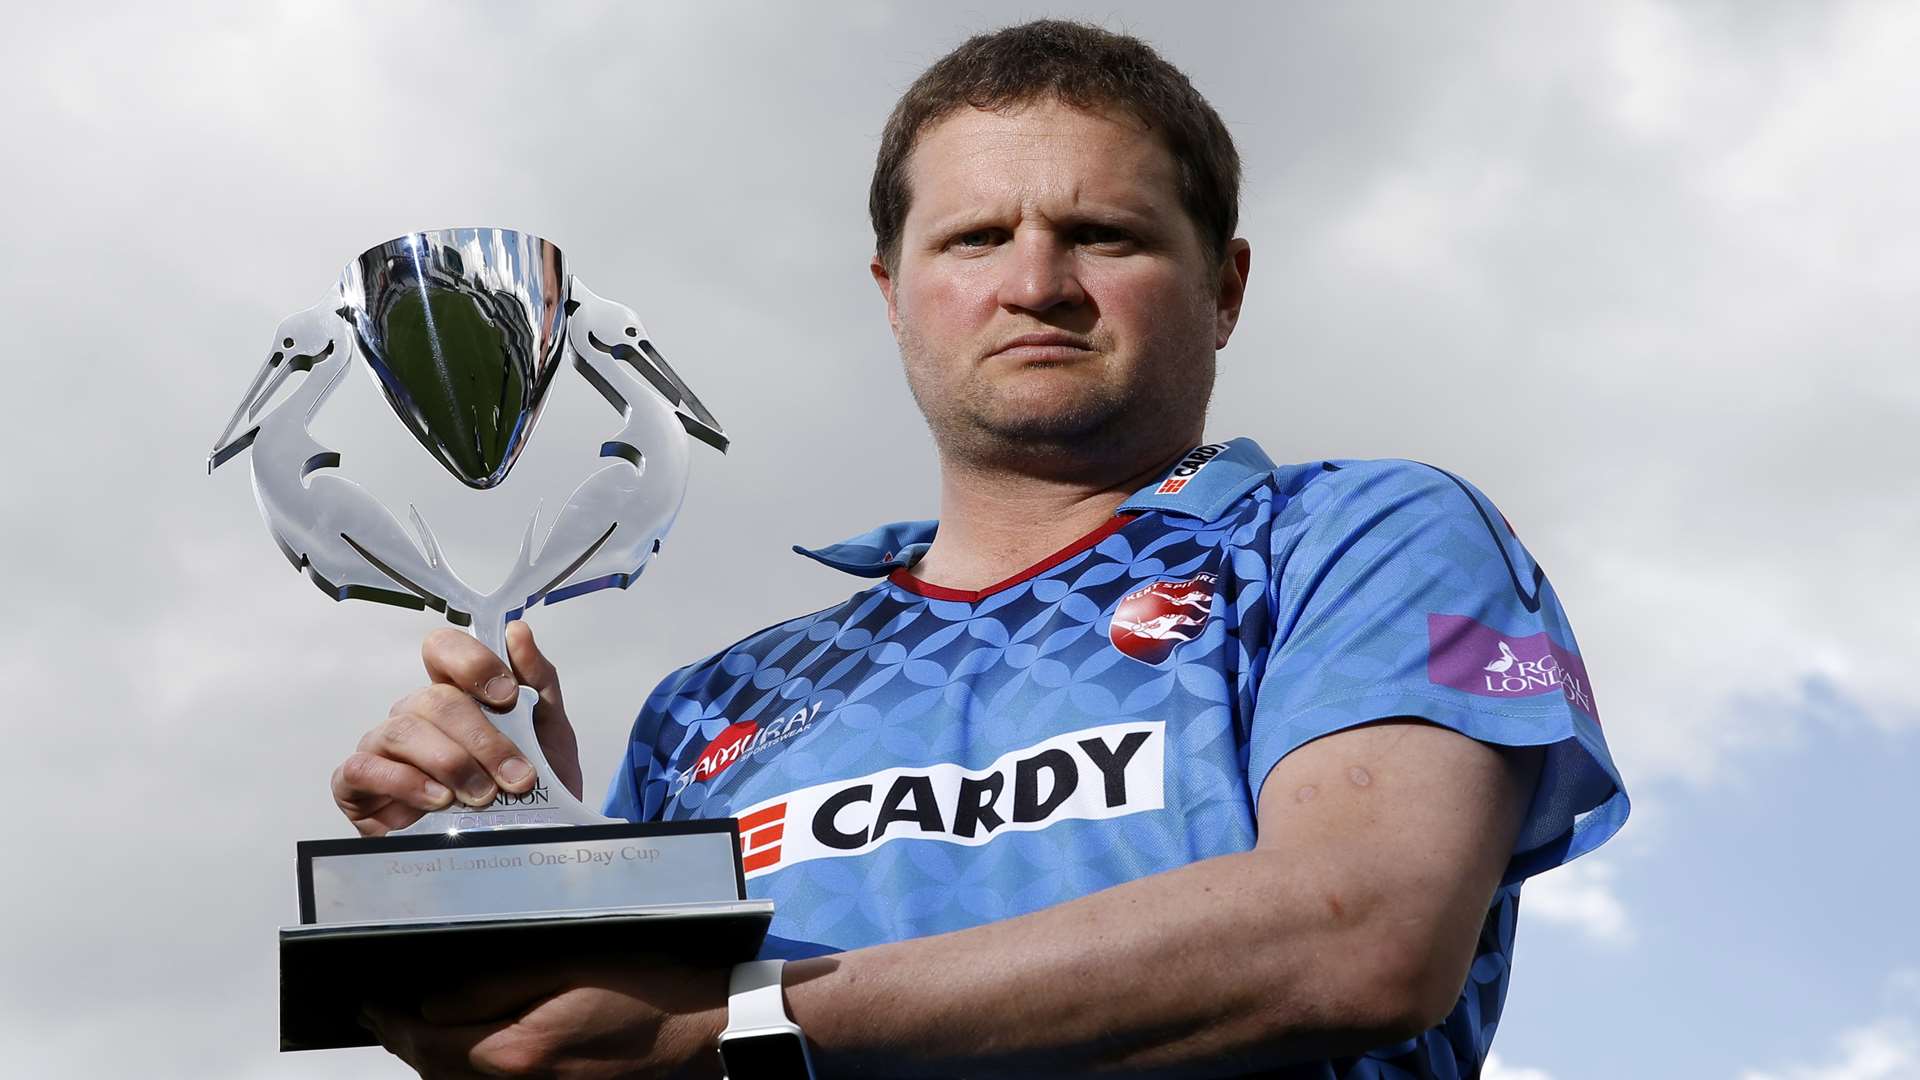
335, 20, 1626, 1078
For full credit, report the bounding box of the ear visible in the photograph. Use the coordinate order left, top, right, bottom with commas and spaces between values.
1213, 239, 1252, 350
870, 253, 901, 339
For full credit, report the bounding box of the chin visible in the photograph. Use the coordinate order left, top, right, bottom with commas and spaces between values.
968, 397, 1133, 451
912, 358, 1202, 464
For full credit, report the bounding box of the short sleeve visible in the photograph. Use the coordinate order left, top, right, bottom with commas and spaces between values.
1247, 461, 1627, 880
601, 668, 694, 823
602, 745, 647, 822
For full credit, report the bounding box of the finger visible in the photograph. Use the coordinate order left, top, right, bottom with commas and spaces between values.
351, 802, 414, 838
358, 793, 453, 836
422, 628, 519, 711
332, 752, 454, 821
419, 683, 540, 795
363, 692, 510, 806
414, 682, 540, 795
419, 969, 566, 1026
364, 1006, 503, 1080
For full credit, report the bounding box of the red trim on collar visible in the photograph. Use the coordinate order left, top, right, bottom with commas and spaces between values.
887, 514, 1139, 603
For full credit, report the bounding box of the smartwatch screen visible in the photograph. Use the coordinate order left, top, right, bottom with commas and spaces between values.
719, 1031, 812, 1078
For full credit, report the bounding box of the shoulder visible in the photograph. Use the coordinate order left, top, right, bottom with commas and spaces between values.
1265, 458, 1495, 518
1126, 440, 1497, 529
1132, 450, 1515, 580
1255, 458, 1530, 592
635, 584, 890, 722
1243, 457, 1507, 548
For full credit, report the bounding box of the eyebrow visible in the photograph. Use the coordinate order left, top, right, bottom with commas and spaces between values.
919, 202, 1164, 239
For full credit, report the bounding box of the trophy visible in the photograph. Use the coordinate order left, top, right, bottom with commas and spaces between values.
209, 228, 770, 1050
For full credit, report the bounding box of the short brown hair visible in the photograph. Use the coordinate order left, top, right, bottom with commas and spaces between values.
870, 19, 1241, 272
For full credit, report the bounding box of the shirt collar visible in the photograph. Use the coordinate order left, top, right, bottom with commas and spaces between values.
793, 437, 1275, 577
792, 519, 937, 577
1116, 437, 1275, 521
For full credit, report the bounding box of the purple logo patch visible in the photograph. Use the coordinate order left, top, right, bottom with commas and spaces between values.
1426, 614, 1598, 720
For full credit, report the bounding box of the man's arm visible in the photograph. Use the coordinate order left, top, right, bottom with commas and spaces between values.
370, 720, 1540, 1078
783, 720, 1540, 1075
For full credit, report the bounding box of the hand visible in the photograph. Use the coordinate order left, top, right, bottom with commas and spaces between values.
331, 622, 584, 836
364, 959, 728, 1080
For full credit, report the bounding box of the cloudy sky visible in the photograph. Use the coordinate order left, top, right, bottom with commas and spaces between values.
2, 2, 1915, 1076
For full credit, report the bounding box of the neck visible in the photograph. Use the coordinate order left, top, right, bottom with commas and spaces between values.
909, 439, 1196, 592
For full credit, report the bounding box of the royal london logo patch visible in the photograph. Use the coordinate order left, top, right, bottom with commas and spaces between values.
1425, 613, 1599, 720
1109, 572, 1218, 665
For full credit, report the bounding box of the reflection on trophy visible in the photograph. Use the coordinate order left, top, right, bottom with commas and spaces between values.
209, 228, 767, 1051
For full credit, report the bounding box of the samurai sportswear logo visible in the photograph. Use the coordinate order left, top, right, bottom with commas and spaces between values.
671, 701, 824, 798
731, 721, 1166, 877
1155, 443, 1229, 495
1110, 573, 1218, 666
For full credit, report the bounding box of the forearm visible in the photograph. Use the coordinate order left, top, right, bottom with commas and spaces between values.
780, 848, 1433, 1077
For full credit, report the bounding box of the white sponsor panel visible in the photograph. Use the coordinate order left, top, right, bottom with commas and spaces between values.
735, 721, 1165, 878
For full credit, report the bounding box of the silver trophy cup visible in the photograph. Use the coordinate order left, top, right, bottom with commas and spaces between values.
210, 228, 768, 1051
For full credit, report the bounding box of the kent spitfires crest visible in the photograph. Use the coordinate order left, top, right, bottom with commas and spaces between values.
1110, 573, 1218, 665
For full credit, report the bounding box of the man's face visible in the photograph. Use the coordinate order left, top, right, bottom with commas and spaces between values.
873, 98, 1248, 471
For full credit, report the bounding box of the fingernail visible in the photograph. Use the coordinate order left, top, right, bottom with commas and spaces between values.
484, 675, 516, 704
422, 780, 452, 806
458, 778, 496, 806
499, 757, 532, 787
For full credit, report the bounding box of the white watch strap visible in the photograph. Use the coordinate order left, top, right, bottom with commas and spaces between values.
726, 959, 793, 1032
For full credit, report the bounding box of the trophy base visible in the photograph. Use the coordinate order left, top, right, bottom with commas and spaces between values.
283, 819, 763, 1051
280, 900, 774, 1051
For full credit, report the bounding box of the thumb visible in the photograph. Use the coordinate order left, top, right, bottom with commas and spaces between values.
504, 619, 562, 700
416, 968, 563, 1026
505, 620, 582, 800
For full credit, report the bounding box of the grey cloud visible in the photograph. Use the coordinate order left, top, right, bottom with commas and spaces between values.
0, 2, 1912, 1075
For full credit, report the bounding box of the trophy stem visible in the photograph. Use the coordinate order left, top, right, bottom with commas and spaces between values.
467, 602, 513, 671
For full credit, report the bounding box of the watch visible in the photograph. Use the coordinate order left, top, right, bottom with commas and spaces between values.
718, 959, 816, 1079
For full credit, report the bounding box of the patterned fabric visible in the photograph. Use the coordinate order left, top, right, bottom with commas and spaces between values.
606, 438, 1627, 1077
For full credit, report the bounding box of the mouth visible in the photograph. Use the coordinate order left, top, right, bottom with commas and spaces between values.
988, 333, 1097, 363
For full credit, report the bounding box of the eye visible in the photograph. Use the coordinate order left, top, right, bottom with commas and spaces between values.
948, 228, 1006, 250
1074, 224, 1137, 249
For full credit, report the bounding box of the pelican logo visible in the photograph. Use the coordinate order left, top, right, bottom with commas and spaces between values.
1110, 573, 1218, 665
1427, 614, 1599, 720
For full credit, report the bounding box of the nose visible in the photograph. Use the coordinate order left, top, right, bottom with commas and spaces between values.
996, 228, 1085, 314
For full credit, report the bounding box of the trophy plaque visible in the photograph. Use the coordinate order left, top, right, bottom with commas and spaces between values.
209, 228, 770, 1051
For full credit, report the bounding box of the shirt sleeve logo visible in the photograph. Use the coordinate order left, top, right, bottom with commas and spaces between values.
1426, 613, 1599, 720
1110, 573, 1219, 665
